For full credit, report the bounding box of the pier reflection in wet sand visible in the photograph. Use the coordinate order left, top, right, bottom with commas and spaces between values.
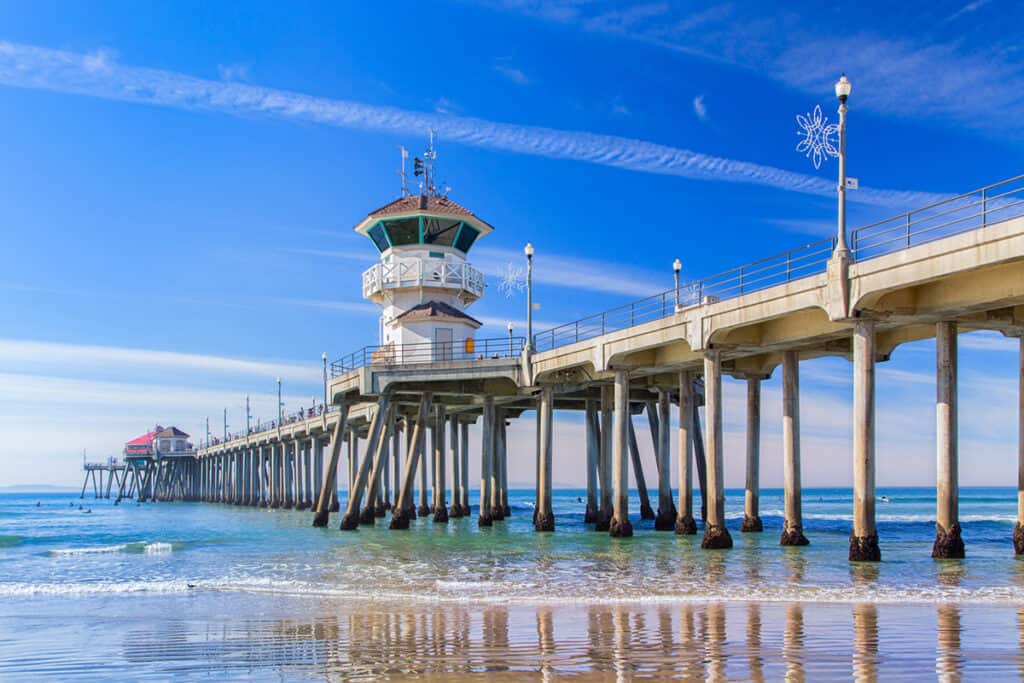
6, 593, 1024, 680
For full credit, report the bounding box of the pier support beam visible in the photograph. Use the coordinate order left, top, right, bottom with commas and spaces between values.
313, 404, 349, 527
499, 414, 510, 518
585, 400, 600, 523
392, 421, 402, 514
675, 372, 697, 535
933, 321, 964, 559
535, 386, 555, 531
418, 418, 431, 517
597, 385, 614, 531
701, 349, 732, 549
850, 320, 880, 561
629, 416, 654, 520
479, 396, 495, 527
341, 394, 390, 530
390, 393, 431, 529
1017, 336, 1024, 554
742, 378, 763, 532
610, 369, 633, 537
655, 389, 675, 530
449, 416, 462, 518
459, 421, 470, 516
491, 409, 506, 521
780, 351, 809, 546
361, 405, 395, 525
433, 405, 449, 523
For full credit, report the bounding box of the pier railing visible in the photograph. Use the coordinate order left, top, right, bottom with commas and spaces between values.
533, 173, 1024, 353
331, 336, 525, 377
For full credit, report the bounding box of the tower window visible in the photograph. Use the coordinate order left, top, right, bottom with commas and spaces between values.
423, 218, 461, 246
383, 218, 419, 246
454, 225, 479, 253
368, 223, 390, 252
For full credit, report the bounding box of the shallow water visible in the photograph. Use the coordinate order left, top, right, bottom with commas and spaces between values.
2, 488, 1024, 679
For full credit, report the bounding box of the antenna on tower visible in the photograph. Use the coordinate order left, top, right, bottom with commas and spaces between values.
412, 129, 441, 197
398, 146, 410, 197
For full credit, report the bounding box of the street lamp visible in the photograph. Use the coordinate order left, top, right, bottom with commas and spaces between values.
673, 258, 682, 308
834, 73, 852, 255
321, 352, 328, 409
276, 377, 283, 428
245, 395, 251, 434
507, 321, 514, 356
524, 242, 534, 351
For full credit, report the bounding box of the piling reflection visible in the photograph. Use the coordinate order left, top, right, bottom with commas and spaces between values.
113, 599, 1024, 680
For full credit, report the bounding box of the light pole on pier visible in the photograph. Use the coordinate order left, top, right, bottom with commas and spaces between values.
673, 258, 682, 308
205, 416, 210, 448
321, 352, 328, 409
277, 377, 283, 427
507, 321, 514, 356
223, 407, 228, 442
834, 74, 852, 255
245, 396, 251, 434
524, 242, 534, 351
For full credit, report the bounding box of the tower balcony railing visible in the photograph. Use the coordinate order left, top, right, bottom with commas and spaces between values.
362, 259, 485, 300
331, 337, 525, 377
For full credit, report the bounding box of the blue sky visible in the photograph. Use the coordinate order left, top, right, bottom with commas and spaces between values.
1, 1, 1022, 488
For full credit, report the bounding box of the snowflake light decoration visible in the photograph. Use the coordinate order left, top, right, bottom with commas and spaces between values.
795, 104, 839, 170
497, 262, 526, 298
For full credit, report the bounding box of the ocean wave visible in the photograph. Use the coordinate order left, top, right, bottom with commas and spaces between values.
0, 535, 22, 548
728, 509, 1018, 524
48, 541, 177, 557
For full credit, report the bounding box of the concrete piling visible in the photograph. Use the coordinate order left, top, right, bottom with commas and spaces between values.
742, 378, 763, 533
449, 416, 462, 518
1017, 336, 1024, 554
780, 351, 809, 547
459, 421, 470, 516
610, 369, 633, 537
701, 349, 732, 549
479, 396, 495, 527
675, 371, 697, 535
340, 395, 389, 530
628, 418, 654, 521
850, 320, 880, 561
584, 400, 600, 524
654, 389, 675, 530
390, 393, 431, 529
535, 386, 555, 531
313, 404, 349, 527
433, 405, 449, 523
597, 385, 614, 532
933, 321, 965, 559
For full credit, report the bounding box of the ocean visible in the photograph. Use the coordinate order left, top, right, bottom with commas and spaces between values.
2, 487, 1023, 680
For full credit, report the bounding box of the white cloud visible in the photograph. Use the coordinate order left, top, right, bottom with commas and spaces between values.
692, 94, 707, 121
0, 338, 322, 383
217, 62, 249, 81
494, 63, 530, 85
0, 41, 942, 209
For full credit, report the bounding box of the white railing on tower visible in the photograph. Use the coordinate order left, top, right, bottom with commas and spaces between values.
362, 258, 485, 299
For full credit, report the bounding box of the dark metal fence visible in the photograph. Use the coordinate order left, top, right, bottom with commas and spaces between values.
533, 173, 1024, 353
331, 336, 525, 378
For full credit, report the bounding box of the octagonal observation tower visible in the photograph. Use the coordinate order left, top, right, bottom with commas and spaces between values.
354, 191, 494, 362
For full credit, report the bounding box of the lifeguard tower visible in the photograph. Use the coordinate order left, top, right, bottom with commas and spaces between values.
354, 136, 493, 364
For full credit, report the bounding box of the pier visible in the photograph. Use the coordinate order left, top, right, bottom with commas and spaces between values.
151, 172, 1024, 562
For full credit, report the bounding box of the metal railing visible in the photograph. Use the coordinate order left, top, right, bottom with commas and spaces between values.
331, 336, 525, 377
362, 258, 485, 300
199, 405, 343, 449
533, 173, 1024, 353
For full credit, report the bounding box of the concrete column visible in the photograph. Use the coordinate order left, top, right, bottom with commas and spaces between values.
341, 395, 390, 530
597, 384, 614, 531
701, 349, 732, 549
655, 389, 674, 530
1017, 336, 1024, 554
390, 394, 431, 529
418, 417, 430, 517
373, 426, 389, 517
348, 429, 359, 498
536, 386, 555, 531
781, 351, 809, 546
585, 400, 600, 523
313, 405, 349, 527
449, 416, 462, 518
479, 396, 495, 527
675, 371, 697, 534
303, 439, 314, 510
499, 416, 510, 517
313, 438, 323, 505
382, 424, 392, 511
742, 378, 763, 532
610, 369, 633, 537
269, 445, 279, 508
933, 321, 964, 559
284, 442, 295, 508
850, 320, 880, 561
490, 408, 505, 521
392, 421, 402, 514
433, 405, 449, 523
459, 421, 470, 516
236, 450, 244, 504
360, 405, 395, 525
629, 415, 655, 520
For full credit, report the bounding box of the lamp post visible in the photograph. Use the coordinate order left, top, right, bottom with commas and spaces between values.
276, 377, 283, 428
673, 258, 682, 308
223, 407, 228, 442
321, 352, 328, 409
245, 395, 251, 434
524, 242, 534, 351
834, 74, 852, 255
507, 321, 514, 356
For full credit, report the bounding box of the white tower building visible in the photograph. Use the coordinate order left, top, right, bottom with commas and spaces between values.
354, 167, 493, 363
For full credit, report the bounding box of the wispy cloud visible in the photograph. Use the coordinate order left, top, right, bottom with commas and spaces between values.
217, 62, 249, 81
960, 331, 1019, 352
0, 338, 322, 383
0, 41, 942, 209
434, 96, 460, 114
692, 94, 708, 122
494, 60, 530, 85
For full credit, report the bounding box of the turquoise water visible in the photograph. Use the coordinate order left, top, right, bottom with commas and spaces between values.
2, 487, 1024, 679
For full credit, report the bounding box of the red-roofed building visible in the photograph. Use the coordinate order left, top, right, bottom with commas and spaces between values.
124, 425, 192, 456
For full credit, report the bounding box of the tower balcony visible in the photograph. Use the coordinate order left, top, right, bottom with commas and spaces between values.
362, 258, 485, 303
